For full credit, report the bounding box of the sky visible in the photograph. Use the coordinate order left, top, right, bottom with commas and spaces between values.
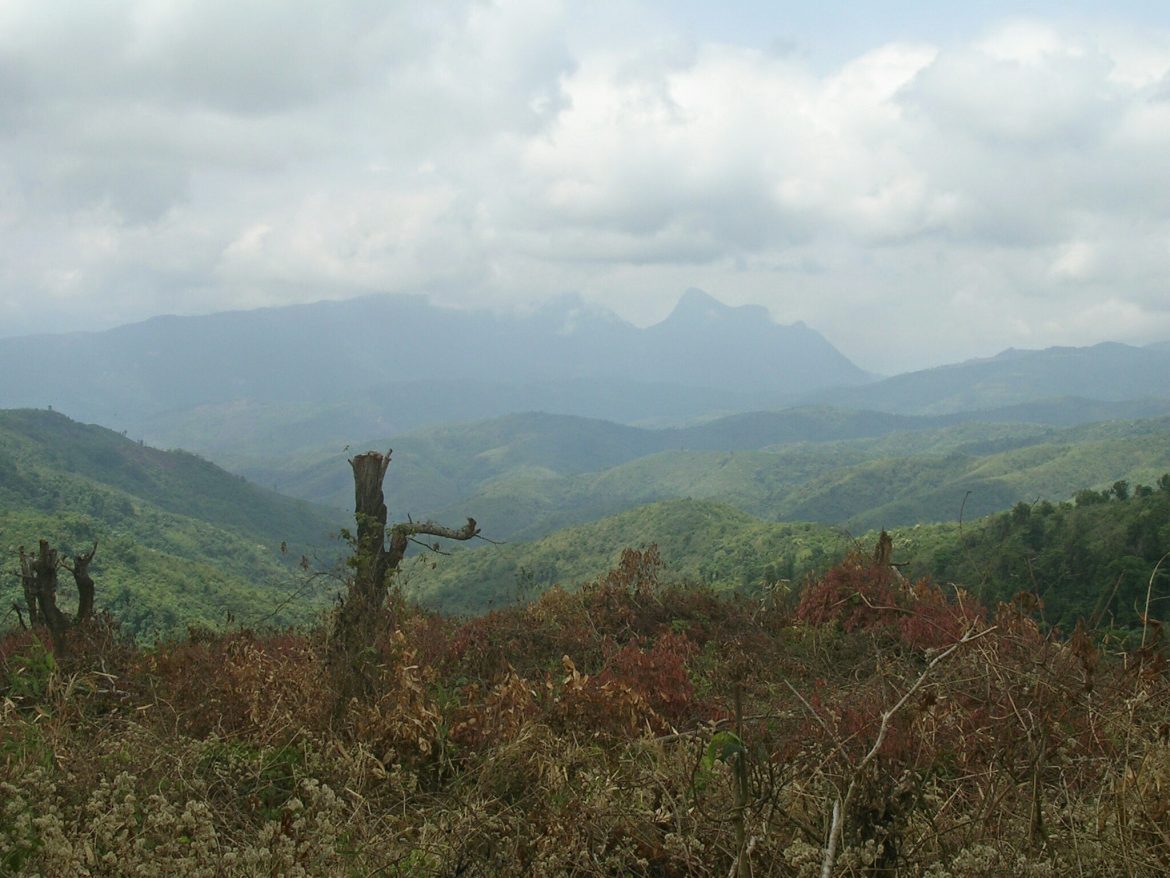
1, 1, 1168, 374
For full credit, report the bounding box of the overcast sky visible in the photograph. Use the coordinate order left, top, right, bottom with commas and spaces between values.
1, 1, 1168, 374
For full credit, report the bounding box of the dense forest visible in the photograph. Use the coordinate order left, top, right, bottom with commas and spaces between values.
903, 476, 1170, 632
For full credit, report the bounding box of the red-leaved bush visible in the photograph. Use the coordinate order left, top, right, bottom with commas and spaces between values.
796, 553, 987, 650
795, 553, 899, 633
597, 631, 697, 725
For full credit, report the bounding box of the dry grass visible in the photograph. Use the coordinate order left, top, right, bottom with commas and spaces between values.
4, 552, 1170, 876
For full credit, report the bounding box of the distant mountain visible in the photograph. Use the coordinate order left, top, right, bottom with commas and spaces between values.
638, 289, 866, 393
255, 407, 952, 513
0, 409, 343, 637
0, 290, 870, 453
811, 342, 1170, 414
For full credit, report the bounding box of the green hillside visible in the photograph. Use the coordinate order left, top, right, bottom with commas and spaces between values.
252, 408, 926, 512
779, 424, 1170, 530
405, 474, 1170, 632
896, 476, 1170, 632
5, 406, 1167, 635
418, 417, 1170, 542
401, 498, 856, 614
261, 409, 1170, 548
0, 409, 344, 638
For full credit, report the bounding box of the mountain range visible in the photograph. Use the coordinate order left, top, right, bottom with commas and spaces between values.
817, 342, 1170, 414
3, 290, 1168, 475
4, 291, 1170, 631
0, 289, 868, 455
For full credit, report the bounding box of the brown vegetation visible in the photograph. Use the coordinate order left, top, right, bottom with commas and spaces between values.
4, 546, 1170, 876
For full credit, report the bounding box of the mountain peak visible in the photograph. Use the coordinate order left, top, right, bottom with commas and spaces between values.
665, 288, 769, 324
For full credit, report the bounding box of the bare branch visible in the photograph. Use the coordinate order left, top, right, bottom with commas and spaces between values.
406, 536, 452, 556
819, 624, 998, 878
386, 517, 478, 569
1141, 552, 1170, 649
392, 518, 479, 542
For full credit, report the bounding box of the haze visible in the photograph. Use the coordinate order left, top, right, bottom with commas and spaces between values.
2, 1, 1168, 373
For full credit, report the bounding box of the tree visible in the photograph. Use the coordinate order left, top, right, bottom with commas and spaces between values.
330, 450, 479, 701
17, 539, 99, 653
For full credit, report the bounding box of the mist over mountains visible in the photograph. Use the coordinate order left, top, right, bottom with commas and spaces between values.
2, 289, 1168, 469
817, 342, 1170, 415
0, 289, 869, 450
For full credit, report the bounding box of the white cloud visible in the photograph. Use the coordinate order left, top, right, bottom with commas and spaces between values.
1, 1, 1169, 373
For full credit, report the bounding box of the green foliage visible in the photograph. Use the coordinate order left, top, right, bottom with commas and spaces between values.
899, 477, 1170, 632
0, 409, 343, 639
409, 465, 1170, 635
401, 499, 853, 615
266, 411, 1170, 550
0, 632, 56, 704
702, 730, 746, 772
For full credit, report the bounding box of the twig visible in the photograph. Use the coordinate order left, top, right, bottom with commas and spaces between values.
407, 536, 452, 556
820, 799, 841, 878
818, 624, 997, 878
1141, 552, 1170, 649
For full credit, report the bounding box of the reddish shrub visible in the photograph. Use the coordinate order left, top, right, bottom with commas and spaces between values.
597, 631, 697, 725
897, 580, 987, 650
796, 554, 899, 633
797, 555, 989, 652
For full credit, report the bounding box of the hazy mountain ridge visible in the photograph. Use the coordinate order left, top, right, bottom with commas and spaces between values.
3, 293, 1167, 471
0, 290, 869, 450
811, 342, 1170, 414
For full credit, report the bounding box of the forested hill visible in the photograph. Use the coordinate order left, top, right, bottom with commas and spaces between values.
901, 476, 1170, 632
400, 498, 854, 615
405, 478, 1170, 631
0, 409, 343, 637
0, 409, 336, 546
263, 409, 1170, 544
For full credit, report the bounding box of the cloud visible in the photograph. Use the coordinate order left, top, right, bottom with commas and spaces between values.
1, 2, 1169, 373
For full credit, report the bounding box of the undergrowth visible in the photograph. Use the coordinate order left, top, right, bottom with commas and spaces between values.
3, 548, 1169, 876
